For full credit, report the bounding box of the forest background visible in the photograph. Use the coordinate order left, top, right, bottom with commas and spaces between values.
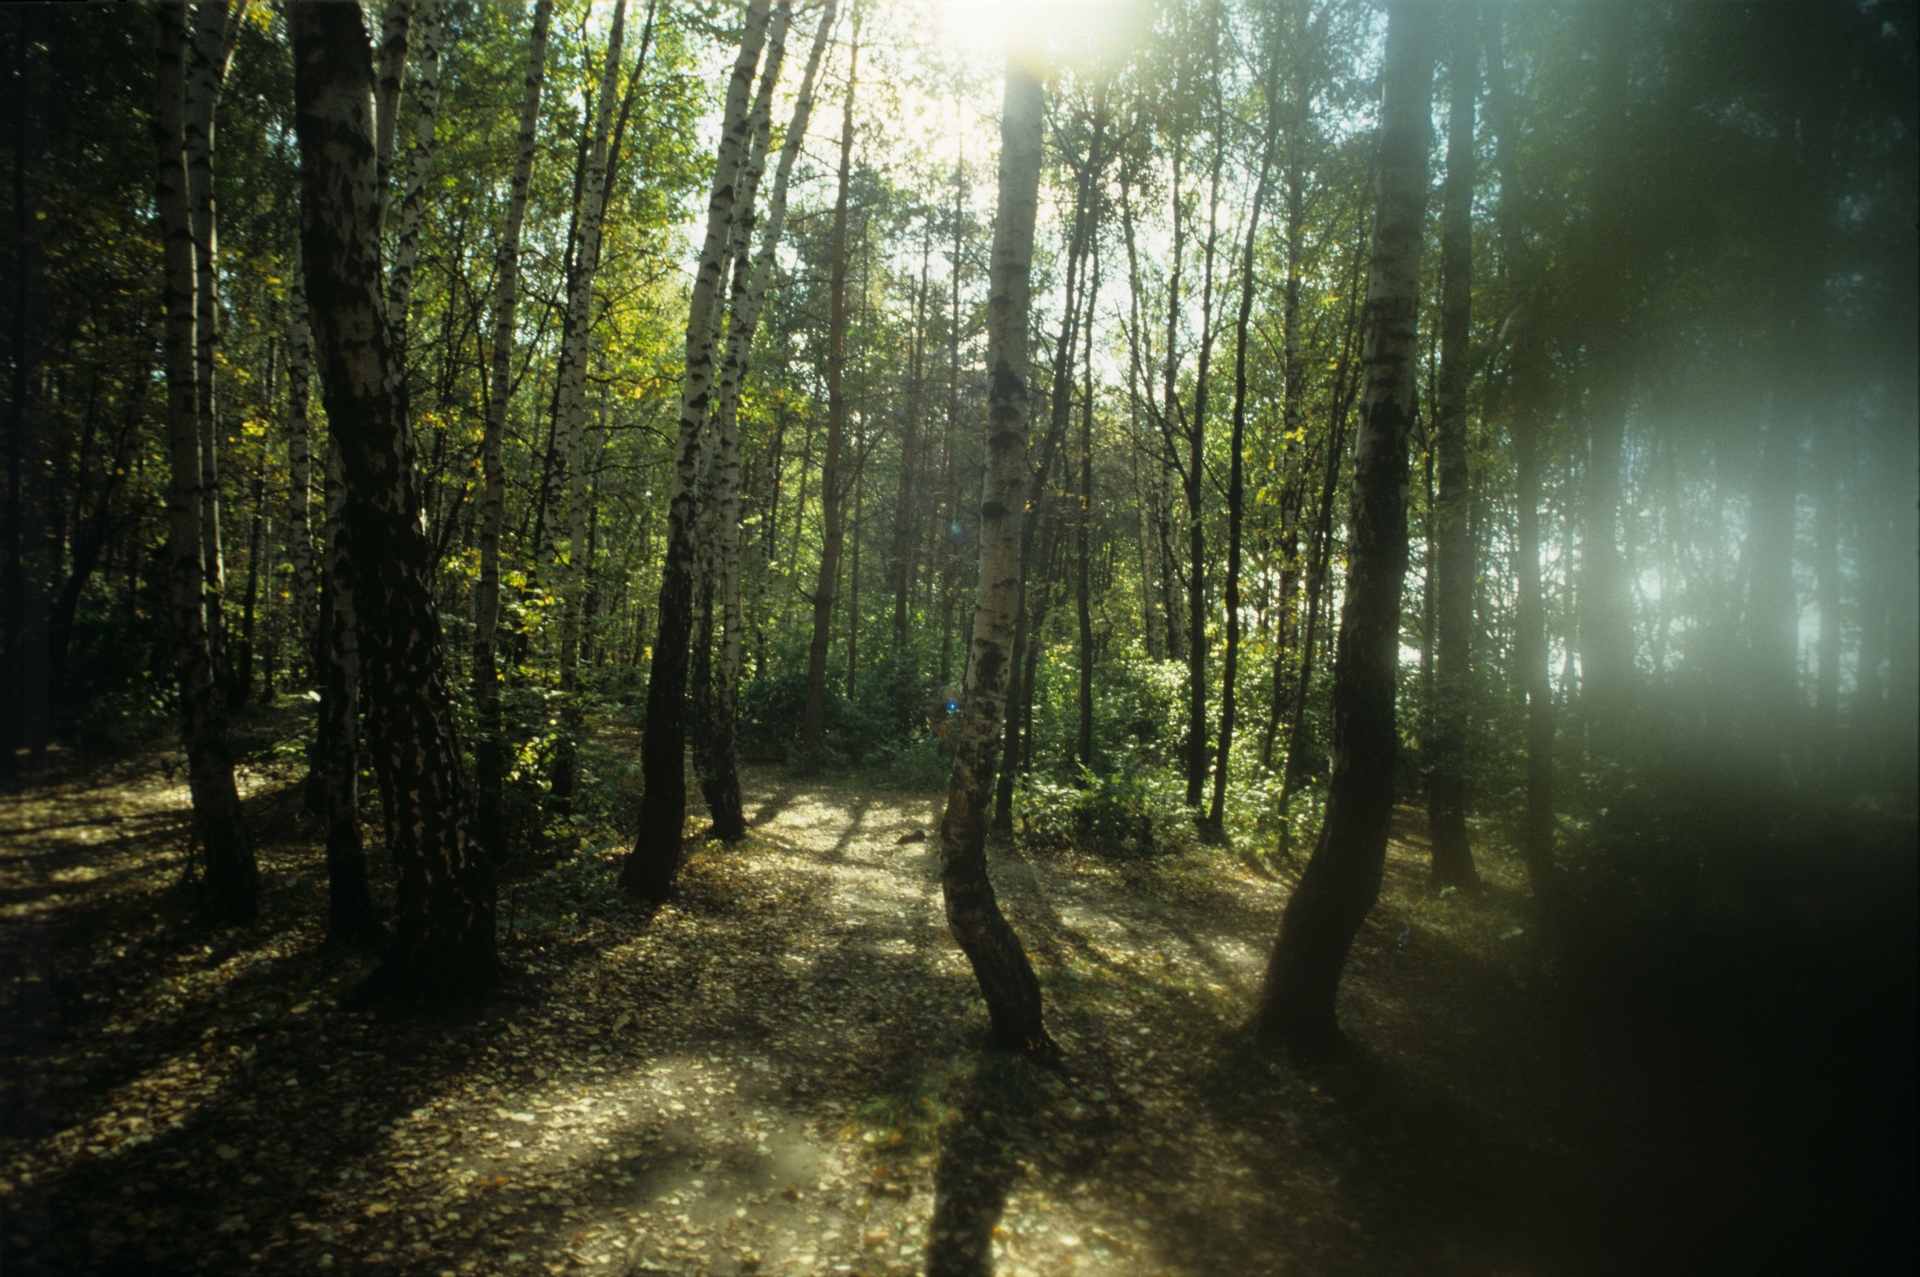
3, 0, 1917, 1054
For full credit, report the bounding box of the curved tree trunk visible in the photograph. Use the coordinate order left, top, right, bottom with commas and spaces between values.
550, 0, 628, 820
937, 46, 1054, 1059
153, 0, 256, 925
1255, 0, 1435, 1053
624, 0, 773, 902
473, 0, 553, 864
1426, 1, 1480, 888
291, 1, 497, 1002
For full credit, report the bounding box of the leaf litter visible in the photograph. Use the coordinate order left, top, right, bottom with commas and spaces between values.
1, 726, 1779, 1276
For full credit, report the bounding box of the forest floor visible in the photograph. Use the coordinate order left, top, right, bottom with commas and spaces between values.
1, 712, 1912, 1276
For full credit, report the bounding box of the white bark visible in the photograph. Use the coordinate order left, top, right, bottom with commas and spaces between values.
386, 0, 444, 353
553, 0, 627, 809
935, 44, 1052, 1054
153, 0, 255, 921
626, 0, 774, 895
185, 0, 244, 666
374, 0, 413, 238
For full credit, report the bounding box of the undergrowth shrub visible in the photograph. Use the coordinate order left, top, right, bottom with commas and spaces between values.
1014, 768, 1196, 857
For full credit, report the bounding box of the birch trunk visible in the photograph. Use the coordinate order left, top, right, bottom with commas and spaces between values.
1426, 1, 1480, 887
316, 435, 379, 947
800, 9, 861, 770
474, 0, 553, 864
937, 47, 1054, 1059
385, 0, 443, 355
1255, 0, 1435, 1052
625, 0, 773, 902
374, 0, 412, 237
186, 1, 243, 684
550, 0, 628, 819
692, 1, 789, 823
291, 1, 498, 1002
154, 0, 257, 924
704, 0, 819, 841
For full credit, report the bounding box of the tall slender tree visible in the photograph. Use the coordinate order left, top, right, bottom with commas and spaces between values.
1481, 7, 1556, 903
473, 0, 554, 864
1206, 14, 1283, 841
550, 0, 628, 818
800, 5, 862, 770
937, 41, 1054, 1059
185, 1, 245, 683
291, 0, 498, 1001
625, 0, 774, 903
1255, 0, 1436, 1051
152, 0, 256, 924
1426, 0, 1481, 887
706, 0, 831, 840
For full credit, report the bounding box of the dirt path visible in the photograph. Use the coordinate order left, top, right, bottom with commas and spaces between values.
2, 741, 1903, 1276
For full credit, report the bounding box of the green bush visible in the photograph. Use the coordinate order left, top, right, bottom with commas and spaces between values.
1014, 766, 1195, 857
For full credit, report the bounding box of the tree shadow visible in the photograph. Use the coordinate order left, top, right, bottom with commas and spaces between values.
924, 1049, 1045, 1277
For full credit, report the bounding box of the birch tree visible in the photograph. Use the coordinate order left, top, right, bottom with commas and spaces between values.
385, 0, 444, 354
291, 0, 497, 1001
474, 0, 554, 864
1255, 0, 1436, 1051
550, 0, 628, 818
185, 0, 245, 681
625, 0, 773, 903
699, 0, 819, 841
937, 43, 1054, 1059
151, 0, 256, 924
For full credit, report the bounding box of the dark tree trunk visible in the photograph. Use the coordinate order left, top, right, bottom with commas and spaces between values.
801, 15, 859, 770
1277, 211, 1366, 855
315, 438, 379, 948
1425, 2, 1480, 887
1482, 10, 1557, 903
292, 2, 497, 1001
5, 4, 50, 779
1206, 34, 1280, 840
1076, 250, 1099, 776
1255, 0, 1435, 1052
